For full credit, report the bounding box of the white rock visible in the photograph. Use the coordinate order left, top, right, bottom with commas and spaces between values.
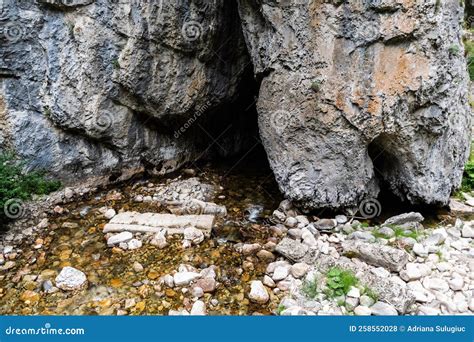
407, 281, 435, 303
150, 231, 168, 249
413, 243, 429, 257
290, 263, 309, 278
400, 263, 422, 281
423, 233, 445, 246
173, 272, 201, 286
169, 309, 189, 316
448, 276, 464, 291
272, 265, 290, 281
242, 243, 261, 255
266, 261, 291, 274
249, 280, 269, 304
104, 208, 117, 219
301, 229, 317, 247
192, 286, 204, 298
263, 275, 276, 288
359, 295, 375, 307
127, 239, 142, 250
190, 300, 206, 315
418, 305, 441, 315
107, 232, 133, 247
422, 277, 449, 292
370, 302, 398, 316
354, 306, 372, 316
347, 286, 361, 298
285, 217, 298, 228
163, 274, 174, 287
436, 261, 452, 272
335, 215, 348, 224
64, 187, 74, 199
295, 215, 310, 226
468, 297, 474, 311
55, 267, 87, 291
132, 261, 143, 272
462, 225, 474, 238
184, 227, 204, 245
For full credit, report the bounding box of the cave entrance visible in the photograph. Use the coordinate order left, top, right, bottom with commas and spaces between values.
367, 136, 442, 223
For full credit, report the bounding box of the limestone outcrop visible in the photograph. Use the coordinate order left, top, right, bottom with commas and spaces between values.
0, 0, 472, 210
0, 0, 250, 183
238, 0, 472, 210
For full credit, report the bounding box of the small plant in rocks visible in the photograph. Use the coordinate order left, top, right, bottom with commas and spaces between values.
276, 304, 286, 315
390, 225, 421, 240
324, 267, 358, 298
0, 152, 61, 222
301, 276, 319, 299
362, 286, 378, 302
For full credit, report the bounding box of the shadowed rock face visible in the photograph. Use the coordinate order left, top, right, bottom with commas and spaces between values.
0, 0, 250, 183
238, 0, 472, 210
0, 0, 472, 210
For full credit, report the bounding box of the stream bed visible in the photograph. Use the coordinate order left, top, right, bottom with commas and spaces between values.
0, 160, 285, 315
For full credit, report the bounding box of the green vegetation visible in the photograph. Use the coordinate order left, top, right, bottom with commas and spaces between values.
324, 267, 358, 298
310, 80, 322, 92
461, 147, 474, 192
392, 226, 420, 240
464, 39, 474, 81
43, 106, 52, 118
276, 304, 286, 315
372, 225, 420, 240
301, 276, 318, 299
363, 286, 379, 302
448, 44, 460, 55
454, 145, 474, 196
112, 59, 121, 69
0, 152, 61, 222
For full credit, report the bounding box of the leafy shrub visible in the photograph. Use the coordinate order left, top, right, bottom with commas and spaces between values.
324, 267, 358, 298
0, 152, 61, 222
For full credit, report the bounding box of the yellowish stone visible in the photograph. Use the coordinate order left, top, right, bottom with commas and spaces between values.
110, 279, 123, 288
20, 290, 40, 304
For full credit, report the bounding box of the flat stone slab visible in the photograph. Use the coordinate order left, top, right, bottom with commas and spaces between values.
383, 212, 424, 226
103, 212, 215, 235
342, 241, 409, 272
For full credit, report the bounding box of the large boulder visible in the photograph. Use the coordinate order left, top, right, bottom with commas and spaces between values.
238, 0, 471, 210
0, 0, 250, 183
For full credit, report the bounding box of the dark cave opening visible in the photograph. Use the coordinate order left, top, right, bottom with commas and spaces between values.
367, 137, 445, 224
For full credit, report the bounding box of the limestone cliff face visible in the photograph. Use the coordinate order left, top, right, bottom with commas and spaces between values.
0, 0, 472, 210
0, 0, 249, 183
238, 0, 472, 210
